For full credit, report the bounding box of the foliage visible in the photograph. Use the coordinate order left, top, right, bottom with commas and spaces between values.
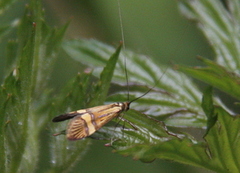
1, 0, 240, 173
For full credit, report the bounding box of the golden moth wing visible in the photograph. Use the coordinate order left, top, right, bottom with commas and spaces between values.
67, 115, 89, 140
92, 107, 123, 130
52, 109, 87, 122
84, 103, 121, 113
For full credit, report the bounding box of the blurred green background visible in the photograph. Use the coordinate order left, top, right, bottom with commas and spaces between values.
41, 0, 213, 91
1, 0, 214, 172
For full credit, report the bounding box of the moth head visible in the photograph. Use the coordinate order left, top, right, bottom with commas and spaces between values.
115, 102, 130, 112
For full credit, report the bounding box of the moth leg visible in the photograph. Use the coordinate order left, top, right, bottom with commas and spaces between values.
53, 130, 66, 136
104, 138, 122, 147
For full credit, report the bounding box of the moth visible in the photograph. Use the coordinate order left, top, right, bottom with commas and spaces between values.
52, 90, 151, 141
52, 0, 164, 141
53, 102, 127, 140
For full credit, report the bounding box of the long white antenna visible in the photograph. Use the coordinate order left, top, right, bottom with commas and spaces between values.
117, 0, 169, 104
117, 0, 130, 101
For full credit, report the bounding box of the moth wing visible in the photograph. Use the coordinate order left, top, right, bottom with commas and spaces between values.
93, 110, 121, 130
52, 109, 86, 122
67, 114, 90, 141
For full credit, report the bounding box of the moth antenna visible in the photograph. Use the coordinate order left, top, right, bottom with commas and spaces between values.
129, 67, 169, 104
117, 0, 168, 104
117, 0, 130, 102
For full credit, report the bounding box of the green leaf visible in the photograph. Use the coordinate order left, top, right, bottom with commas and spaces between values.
204, 107, 240, 172
94, 108, 210, 170
179, 0, 239, 105
49, 73, 93, 173
0, 1, 68, 172
5, 40, 18, 74
201, 86, 217, 135
89, 43, 122, 106
179, 0, 240, 72
0, 23, 15, 39
1, 3, 41, 172
178, 57, 240, 100
98, 89, 240, 173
